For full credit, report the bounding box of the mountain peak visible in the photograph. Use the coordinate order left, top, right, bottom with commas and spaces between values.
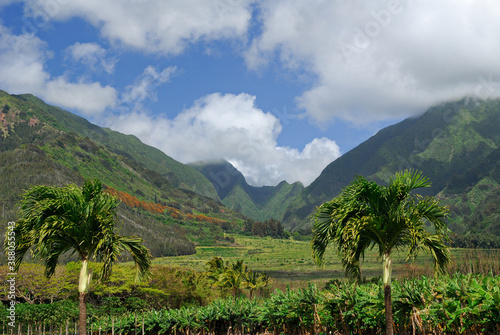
282, 97, 500, 235
190, 159, 304, 221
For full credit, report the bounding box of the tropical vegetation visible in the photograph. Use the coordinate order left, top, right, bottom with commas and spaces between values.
3, 90, 500, 335
7, 180, 151, 335
2, 273, 500, 334
204, 257, 269, 297
311, 170, 450, 335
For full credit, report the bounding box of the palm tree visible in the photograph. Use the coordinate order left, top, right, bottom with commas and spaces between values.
205, 256, 226, 282
242, 270, 269, 298
311, 170, 450, 335
9, 180, 151, 335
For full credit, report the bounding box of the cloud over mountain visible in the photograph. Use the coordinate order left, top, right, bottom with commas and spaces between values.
3, 0, 500, 186
0, 25, 117, 116
247, 0, 500, 124
107, 92, 341, 186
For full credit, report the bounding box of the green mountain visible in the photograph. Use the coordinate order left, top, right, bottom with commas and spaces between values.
0, 91, 219, 200
0, 90, 246, 262
3, 90, 500, 247
190, 160, 304, 222
283, 97, 500, 237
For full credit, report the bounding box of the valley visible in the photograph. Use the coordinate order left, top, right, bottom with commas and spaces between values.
2, 91, 500, 262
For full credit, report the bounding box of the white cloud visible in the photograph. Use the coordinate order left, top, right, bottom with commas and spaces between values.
12, 0, 500, 187
0, 25, 117, 116
44, 78, 117, 115
122, 66, 177, 109
24, 0, 254, 55
107, 92, 340, 186
65, 42, 117, 74
247, 0, 500, 124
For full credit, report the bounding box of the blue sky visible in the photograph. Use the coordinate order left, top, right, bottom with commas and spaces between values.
1, 1, 500, 186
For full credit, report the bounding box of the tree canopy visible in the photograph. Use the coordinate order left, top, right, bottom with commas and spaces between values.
8, 179, 152, 335
310, 170, 450, 335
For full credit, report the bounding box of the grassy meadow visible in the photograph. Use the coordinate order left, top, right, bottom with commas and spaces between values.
153, 234, 448, 288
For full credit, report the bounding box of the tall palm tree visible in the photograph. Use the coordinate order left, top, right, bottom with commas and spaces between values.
9, 180, 151, 335
311, 170, 450, 335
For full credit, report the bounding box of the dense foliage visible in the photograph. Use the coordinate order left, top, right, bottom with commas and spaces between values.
450, 233, 500, 249
3, 274, 500, 334
204, 257, 270, 298
9, 179, 152, 335
311, 170, 450, 335
243, 218, 287, 239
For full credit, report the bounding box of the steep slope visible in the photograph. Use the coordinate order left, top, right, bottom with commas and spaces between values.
0, 90, 246, 263
0, 147, 196, 259
190, 160, 304, 221
283, 97, 500, 236
0, 90, 219, 200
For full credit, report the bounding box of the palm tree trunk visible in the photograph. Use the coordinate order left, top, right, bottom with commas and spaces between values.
79, 292, 87, 335
384, 285, 394, 335
383, 252, 394, 335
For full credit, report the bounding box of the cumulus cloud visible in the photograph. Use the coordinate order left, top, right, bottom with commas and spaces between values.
122, 66, 177, 110
107, 92, 341, 186
12, 0, 500, 186
65, 42, 117, 74
23, 0, 254, 55
247, 0, 500, 124
0, 25, 117, 116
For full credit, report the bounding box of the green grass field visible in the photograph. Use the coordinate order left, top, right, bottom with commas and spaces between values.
154, 234, 442, 288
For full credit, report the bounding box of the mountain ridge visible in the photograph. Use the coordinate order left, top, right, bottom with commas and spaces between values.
190, 159, 304, 221
0, 90, 247, 263
282, 97, 500, 236
0, 90, 220, 200
2, 90, 500, 244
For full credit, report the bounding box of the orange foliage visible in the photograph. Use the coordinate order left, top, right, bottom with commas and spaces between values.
105, 186, 227, 224
105, 186, 167, 215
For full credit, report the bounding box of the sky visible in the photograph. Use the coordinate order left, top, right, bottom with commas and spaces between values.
1, 0, 500, 187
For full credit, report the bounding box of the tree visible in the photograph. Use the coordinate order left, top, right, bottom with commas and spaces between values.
311, 170, 450, 335
242, 270, 269, 298
265, 218, 285, 238
8, 180, 152, 335
251, 221, 266, 237
205, 257, 269, 298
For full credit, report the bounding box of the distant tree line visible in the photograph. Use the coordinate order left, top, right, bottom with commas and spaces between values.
244, 218, 287, 239
449, 233, 500, 249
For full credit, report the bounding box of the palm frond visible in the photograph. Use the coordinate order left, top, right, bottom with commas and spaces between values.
118, 235, 152, 283
422, 234, 450, 275
9, 179, 151, 282
310, 170, 450, 283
